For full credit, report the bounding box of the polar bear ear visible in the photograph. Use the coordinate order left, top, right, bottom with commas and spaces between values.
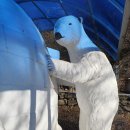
77, 17, 83, 24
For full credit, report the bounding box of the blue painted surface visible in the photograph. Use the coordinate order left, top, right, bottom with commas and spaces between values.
15, 0, 125, 60
48, 47, 60, 59
0, 1, 60, 130
0, 0, 49, 89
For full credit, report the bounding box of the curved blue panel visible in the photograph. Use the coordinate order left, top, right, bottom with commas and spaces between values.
0, 1, 58, 130
0, 0, 48, 89
15, 0, 125, 60
0, 1, 61, 130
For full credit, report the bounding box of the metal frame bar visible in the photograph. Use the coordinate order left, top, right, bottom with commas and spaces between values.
58, 0, 68, 15
31, 0, 54, 26
109, 0, 124, 13
119, 93, 130, 96
118, 0, 130, 54
32, 17, 60, 21
17, 0, 58, 4
86, 0, 100, 45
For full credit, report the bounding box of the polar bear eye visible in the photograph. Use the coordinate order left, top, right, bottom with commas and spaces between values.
68, 23, 72, 25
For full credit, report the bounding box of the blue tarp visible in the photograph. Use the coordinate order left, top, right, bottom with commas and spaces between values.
15, 0, 125, 60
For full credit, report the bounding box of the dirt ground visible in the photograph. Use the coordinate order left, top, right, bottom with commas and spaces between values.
58, 105, 130, 130
58, 106, 79, 130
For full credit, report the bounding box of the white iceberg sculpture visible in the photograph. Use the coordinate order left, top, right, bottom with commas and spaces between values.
0, 0, 61, 130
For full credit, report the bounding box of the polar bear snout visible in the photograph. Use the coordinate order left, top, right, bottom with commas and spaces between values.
55, 32, 63, 40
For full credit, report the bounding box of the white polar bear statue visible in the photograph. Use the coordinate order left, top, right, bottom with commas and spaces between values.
49, 15, 119, 130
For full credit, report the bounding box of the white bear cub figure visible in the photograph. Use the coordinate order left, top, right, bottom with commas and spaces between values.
50, 15, 119, 130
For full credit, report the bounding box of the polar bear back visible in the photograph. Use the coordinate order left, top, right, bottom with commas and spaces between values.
75, 51, 118, 111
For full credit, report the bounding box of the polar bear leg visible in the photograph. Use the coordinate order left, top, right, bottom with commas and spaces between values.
104, 117, 115, 130
89, 114, 115, 130
79, 109, 115, 130
79, 110, 89, 130
0, 121, 5, 130
55, 124, 62, 130
78, 99, 118, 130
89, 102, 118, 130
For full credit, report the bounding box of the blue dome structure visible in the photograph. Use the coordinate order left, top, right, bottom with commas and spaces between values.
15, 0, 125, 60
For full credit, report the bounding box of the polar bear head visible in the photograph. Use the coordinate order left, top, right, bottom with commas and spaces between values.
54, 15, 83, 48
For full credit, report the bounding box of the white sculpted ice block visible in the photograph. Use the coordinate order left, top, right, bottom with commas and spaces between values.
0, 0, 61, 130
